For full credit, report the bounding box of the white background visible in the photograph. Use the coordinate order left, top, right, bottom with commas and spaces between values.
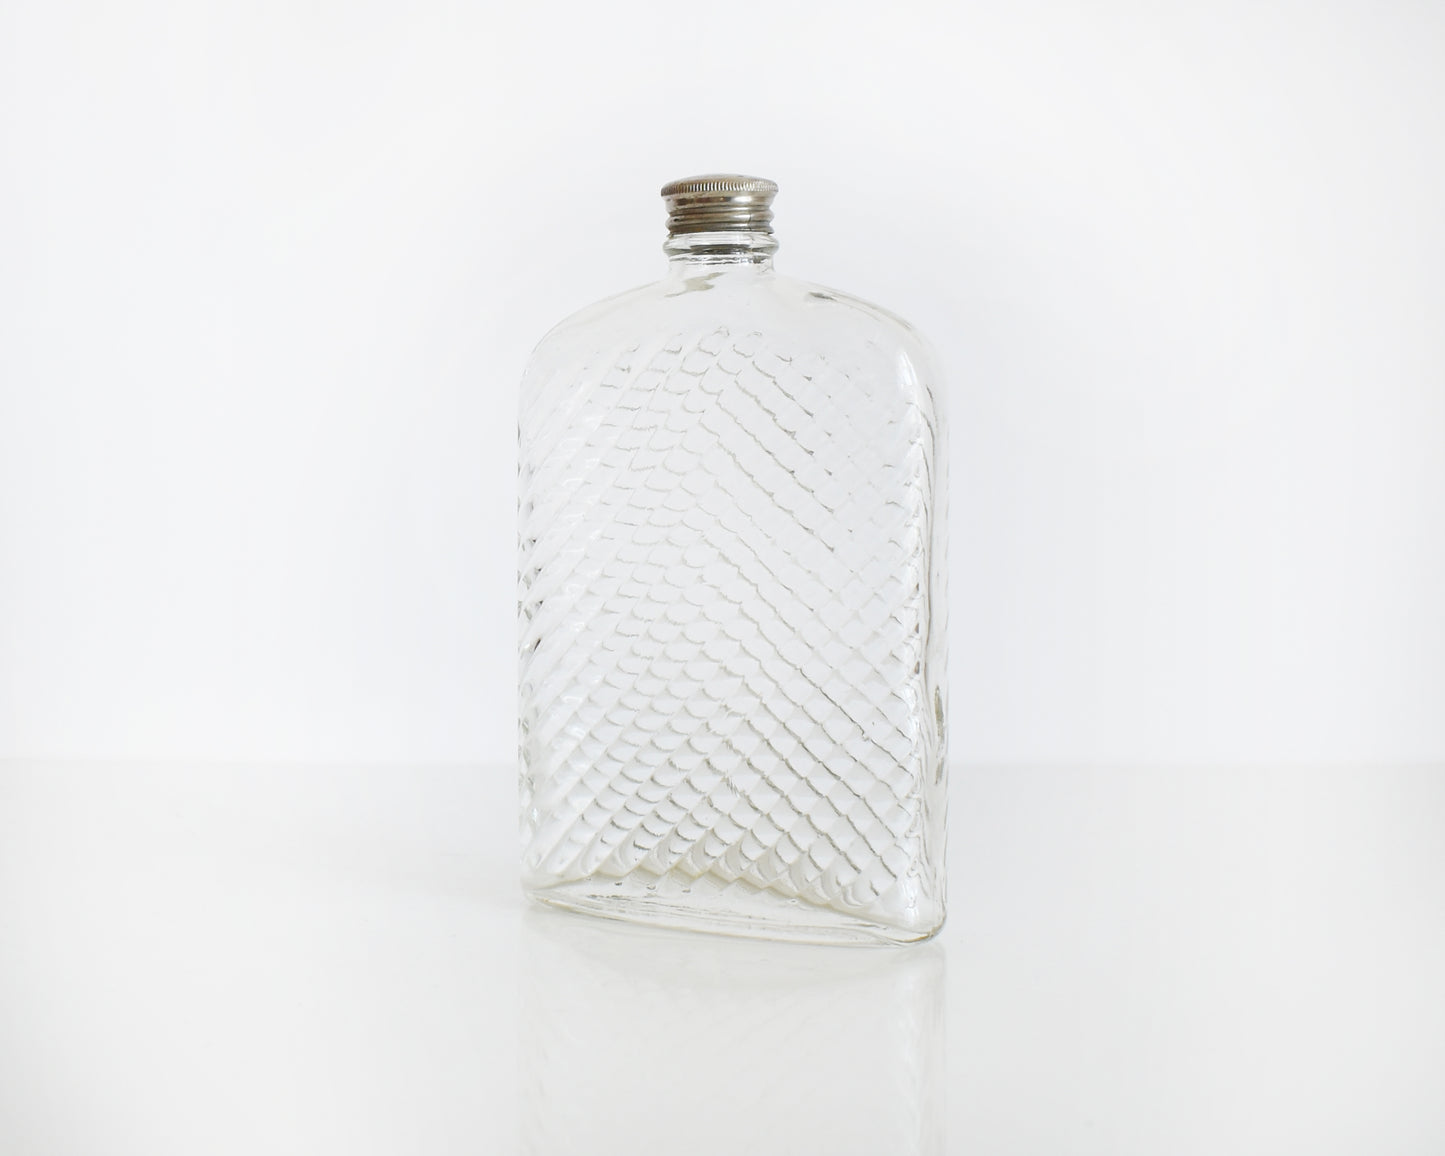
2, 0, 1442, 765
2, 8, 1443, 1150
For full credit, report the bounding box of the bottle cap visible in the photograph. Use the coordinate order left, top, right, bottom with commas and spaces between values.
661, 174, 777, 236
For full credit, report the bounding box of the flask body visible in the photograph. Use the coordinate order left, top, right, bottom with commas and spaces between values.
519, 264, 946, 944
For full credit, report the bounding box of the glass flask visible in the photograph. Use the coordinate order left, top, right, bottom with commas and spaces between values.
518, 174, 946, 944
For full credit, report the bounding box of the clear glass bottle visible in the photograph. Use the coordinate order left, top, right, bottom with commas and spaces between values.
518, 175, 946, 944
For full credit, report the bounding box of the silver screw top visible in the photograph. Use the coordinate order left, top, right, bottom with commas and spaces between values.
661, 174, 778, 237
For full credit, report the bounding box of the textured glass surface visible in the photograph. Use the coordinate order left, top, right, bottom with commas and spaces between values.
519, 239, 946, 944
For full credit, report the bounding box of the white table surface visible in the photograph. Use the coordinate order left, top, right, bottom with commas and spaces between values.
1, 762, 1441, 1154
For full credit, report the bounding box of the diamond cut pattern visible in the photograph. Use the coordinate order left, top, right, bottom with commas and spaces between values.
520, 321, 942, 927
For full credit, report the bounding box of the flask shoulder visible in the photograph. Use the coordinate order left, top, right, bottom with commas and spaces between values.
519, 273, 945, 427
518, 282, 672, 432
522, 281, 663, 371
766, 275, 946, 417
784, 276, 940, 366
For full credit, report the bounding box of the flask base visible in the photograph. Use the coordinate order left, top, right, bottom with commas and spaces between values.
524, 868, 942, 947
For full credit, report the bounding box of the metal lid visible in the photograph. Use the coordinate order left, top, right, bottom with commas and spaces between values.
661, 174, 778, 237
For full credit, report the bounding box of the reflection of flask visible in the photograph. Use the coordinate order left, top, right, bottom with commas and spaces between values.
519, 175, 947, 944
519, 909, 946, 1156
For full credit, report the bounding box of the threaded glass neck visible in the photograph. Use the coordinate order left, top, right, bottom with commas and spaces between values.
661, 174, 779, 266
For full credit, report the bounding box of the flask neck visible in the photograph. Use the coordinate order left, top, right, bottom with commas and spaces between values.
660, 175, 779, 275
664, 230, 777, 272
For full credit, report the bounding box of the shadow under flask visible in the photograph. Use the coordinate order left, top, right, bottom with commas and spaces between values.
518, 175, 946, 944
